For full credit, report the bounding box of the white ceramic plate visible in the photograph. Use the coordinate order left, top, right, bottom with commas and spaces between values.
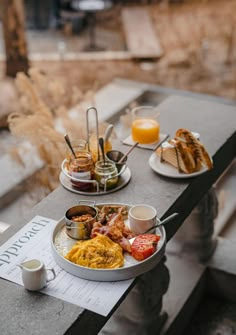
149, 152, 208, 179
51, 203, 166, 282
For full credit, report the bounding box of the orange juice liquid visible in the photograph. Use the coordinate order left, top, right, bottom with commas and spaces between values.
131, 119, 160, 144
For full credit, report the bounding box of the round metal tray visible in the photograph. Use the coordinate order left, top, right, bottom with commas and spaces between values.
51, 203, 166, 282
59, 166, 132, 195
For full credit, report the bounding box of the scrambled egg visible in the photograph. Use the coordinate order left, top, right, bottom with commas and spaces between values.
65, 234, 124, 269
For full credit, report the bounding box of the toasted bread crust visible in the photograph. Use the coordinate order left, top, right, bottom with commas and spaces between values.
176, 129, 203, 162
198, 141, 213, 170
176, 128, 213, 170
174, 140, 196, 173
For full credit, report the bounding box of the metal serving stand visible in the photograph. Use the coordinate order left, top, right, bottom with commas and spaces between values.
60, 107, 131, 195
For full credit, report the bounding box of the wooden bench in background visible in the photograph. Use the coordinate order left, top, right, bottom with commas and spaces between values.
121, 7, 163, 59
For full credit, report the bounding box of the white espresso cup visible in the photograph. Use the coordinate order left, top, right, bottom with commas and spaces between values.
18, 259, 56, 291
128, 204, 158, 235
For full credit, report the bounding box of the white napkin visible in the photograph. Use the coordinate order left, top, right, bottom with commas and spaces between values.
122, 133, 169, 151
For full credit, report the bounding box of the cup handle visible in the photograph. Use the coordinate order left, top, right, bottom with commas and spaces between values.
46, 268, 56, 282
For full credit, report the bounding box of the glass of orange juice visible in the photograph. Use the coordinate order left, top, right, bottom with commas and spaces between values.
131, 106, 160, 144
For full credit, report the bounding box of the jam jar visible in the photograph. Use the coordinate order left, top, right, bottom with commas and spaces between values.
68, 151, 94, 191
94, 160, 118, 190
66, 139, 87, 161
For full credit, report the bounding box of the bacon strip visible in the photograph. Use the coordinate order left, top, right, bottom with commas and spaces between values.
91, 206, 135, 253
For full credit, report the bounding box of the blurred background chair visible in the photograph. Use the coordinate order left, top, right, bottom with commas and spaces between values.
71, 0, 113, 51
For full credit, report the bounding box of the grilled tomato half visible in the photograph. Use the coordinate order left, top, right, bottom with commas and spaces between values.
131, 234, 161, 261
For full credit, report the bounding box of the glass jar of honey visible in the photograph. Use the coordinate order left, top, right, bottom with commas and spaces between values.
89, 134, 112, 163
94, 160, 118, 190
131, 106, 160, 144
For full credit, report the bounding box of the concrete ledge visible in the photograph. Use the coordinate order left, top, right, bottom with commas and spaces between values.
0, 52, 135, 62
161, 235, 236, 334
161, 254, 205, 335
208, 237, 236, 275
95, 81, 143, 123
0, 142, 43, 200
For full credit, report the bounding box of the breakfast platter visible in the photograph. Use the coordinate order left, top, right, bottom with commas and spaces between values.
50, 203, 166, 281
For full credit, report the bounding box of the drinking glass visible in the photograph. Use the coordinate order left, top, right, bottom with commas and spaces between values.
131, 106, 160, 144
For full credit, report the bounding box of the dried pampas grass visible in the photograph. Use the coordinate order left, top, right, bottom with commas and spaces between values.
7, 67, 98, 193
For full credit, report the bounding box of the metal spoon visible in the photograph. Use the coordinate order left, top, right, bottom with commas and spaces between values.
99, 137, 106, 165
64, 134, 76, 159
129, 212, 179, 244
143, 212, 179, 234
118, 141, 139, 163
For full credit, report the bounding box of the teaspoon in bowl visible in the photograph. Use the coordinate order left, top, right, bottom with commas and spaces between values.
129, 212, 179, 244
143, 212, 179, 234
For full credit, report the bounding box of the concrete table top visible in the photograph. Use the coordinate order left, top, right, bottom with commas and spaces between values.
0, 94, 235, 335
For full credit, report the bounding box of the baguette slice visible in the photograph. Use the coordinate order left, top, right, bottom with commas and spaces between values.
175, 128, 213, 170
156, 129, 213, 174
156, 139, 198, 174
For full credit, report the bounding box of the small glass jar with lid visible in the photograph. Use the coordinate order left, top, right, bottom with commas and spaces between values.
94, 160, 118, 190
67, 140, 94, 191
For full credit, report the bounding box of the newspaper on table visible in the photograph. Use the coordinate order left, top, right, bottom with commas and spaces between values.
0, 216, 133, 316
